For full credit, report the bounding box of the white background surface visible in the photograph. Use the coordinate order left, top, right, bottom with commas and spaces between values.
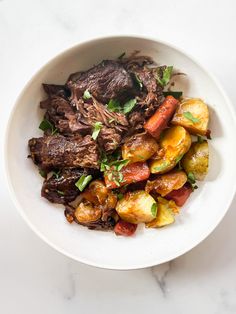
1, 0, 236, 313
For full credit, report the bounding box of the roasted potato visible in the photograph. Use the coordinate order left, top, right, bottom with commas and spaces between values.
150, 126, 191, 174
75, 200, 101, 224
146, 197, 179, 228
115, 190, 157, 224
171, 98, 209, 136
122, 133, 159, 163
146, 170, 187, 197
181, 140, 209, 180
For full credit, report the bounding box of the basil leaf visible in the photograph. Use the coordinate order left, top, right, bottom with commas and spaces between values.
183, 111, 200, 124
151, 203, 158, 217
83, 89, 92, 100
163, 91, 183, 99
92, 122, 103, 140
123, 99, 137, 114
157, 66, 173, 86
107, 99, 122, 112
75, 175, 93, 192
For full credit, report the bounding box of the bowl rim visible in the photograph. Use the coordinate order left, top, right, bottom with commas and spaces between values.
4, 35, 236, 270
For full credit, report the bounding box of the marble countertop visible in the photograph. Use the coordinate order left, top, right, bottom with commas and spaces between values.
1, 0, 236, 313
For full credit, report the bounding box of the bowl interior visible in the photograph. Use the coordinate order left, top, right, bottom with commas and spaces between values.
6, 37, 236, 269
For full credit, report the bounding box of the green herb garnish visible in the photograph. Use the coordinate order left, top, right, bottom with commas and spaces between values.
183, 111, 200, 124
175, 154, 184, 164
197, 135, 204, 143
110, 159, 130, 171
187, 172, 198, 190
117, 193, 124, 200
187, 172, 196, 184
52, 170, 61, 179
118, 52, 126, 60
157, 66, 173, 86
57, 190, 65, 196
83, 89, 92, 100
151, 203, 158, 217
39, 119, 57, 135
39, 169, 47, 178
75, 175, 93, 192
92, 121, 103, 140
123, 99, 137, 114
163, 91, 183, 99
107, 99, 122, 112
134, 74, 143, 90
154, 161, 169, 172
107, 98, 137, 114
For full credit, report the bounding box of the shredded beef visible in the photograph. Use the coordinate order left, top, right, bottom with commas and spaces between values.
67, 60, 134, 103
28, 135, 99, 170
41, 168, 91, 204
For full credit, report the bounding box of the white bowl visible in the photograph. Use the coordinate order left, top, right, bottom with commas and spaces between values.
5, 36, 236, 270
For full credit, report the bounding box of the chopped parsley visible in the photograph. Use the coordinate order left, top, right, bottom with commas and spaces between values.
107, 98, 137, 114
151, 203, 158, 217
117, 193, 124, 200
183, 111, 200, 124
175, 154, 184, 164
75, 175, 93, 192
123, 99, 137, 114
187, 172, 198, 190
154, 161, 169, 172
156, 66, 173, 86
57, 190, 65, 196
197, 135, 205, 143
163, 91, 183, 99
92, 121, 103, 140
39, 119, 57, 135
52, 170, 61, 179
83, 89, 92, 100
107, 99, 122, 112
134, 74, 143, 90
39, 169, 47, 178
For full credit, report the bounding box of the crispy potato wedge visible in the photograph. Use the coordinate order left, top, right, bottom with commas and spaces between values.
146, 170, 187, 196
146, 197, 179, 228
150, 126, 191, 174
171, 98, 209, 136
115, 190, 157, 224
182, 141, 209, 180
122, 133, 159, 163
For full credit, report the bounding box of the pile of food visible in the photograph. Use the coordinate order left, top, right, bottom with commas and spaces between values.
28, 52, 210, 236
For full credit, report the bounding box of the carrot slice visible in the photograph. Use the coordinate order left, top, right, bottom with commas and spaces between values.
104, 162, 150, 189
144, 95, 179, 139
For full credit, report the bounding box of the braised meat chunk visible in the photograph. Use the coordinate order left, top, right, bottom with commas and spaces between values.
41, 168, 91, 204
67, 60, 134, 103
28, 135, 99, 170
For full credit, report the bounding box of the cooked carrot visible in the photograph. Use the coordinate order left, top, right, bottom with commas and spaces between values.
165, 183, 192, 206
144, 95, 179, 139
104, 162, 150, 189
